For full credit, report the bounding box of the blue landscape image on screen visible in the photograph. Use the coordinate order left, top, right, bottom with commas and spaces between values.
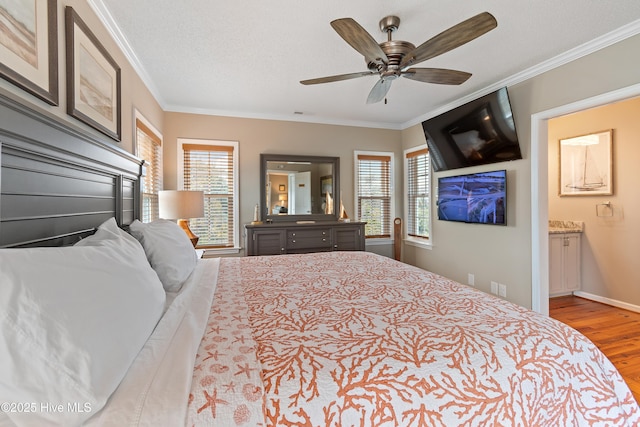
437, 170, 506, 225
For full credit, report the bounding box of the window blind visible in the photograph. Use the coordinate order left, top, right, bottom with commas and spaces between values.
406, 148, 430, 239
357, 154, 391, 238
135, 118, 162, 223
182, 144, 235, 248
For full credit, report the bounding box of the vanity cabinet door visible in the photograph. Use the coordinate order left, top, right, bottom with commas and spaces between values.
563, 234, 581, 292
549, 235, 565, 296
549, 233, 581, 296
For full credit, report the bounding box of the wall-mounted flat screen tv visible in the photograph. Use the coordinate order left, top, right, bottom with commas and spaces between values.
422, 87, 521, 172
437, 170, 506, 225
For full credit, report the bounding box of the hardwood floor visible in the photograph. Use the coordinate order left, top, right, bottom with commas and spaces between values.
549, 295, 640, 404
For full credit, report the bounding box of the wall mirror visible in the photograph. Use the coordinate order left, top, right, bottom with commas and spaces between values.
260, 154, 340, 222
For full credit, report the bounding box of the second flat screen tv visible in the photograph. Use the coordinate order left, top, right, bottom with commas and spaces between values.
437, 170, 506, 225
422, 87, 522, 172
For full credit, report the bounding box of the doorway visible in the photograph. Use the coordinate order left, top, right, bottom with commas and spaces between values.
290, 171, 311, 214
530, 82, 640, 315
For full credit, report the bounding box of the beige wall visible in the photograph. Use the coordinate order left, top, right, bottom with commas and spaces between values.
548, 97, 640, 305
0, 1, 163, 154
162, 112, 402, 254
402, 33, 640, 309
400, 125, 531, 306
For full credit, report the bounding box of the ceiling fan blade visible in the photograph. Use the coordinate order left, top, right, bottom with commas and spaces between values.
331, 18, 388, 65
366, 79, 392, 104
400, 12, 497, 69
300, 71, 375, 85
402, 68, 472, 85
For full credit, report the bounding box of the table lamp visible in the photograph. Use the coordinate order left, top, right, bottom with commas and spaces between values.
158, 190, 205, 247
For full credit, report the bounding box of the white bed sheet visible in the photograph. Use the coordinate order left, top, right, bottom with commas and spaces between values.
85, 258, 220, 427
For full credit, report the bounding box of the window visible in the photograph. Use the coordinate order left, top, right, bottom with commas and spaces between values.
135, 115, 162, 223
354, 151, 393, 239
178, 139, 239, 250
404, 145, 430, 243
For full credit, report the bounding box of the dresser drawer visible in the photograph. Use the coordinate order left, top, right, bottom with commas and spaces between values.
287, 228, 331, 249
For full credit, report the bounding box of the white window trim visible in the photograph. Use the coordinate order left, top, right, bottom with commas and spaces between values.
353, 150, 395, 245
177, 138, 240, 254
133, 109, 163, 156
134, 109, 163, 223
403, 144, 432, 249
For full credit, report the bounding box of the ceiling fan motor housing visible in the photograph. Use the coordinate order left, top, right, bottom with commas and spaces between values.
367, 40, 416, 78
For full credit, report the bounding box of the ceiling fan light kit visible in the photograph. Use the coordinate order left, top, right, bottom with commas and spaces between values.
300, 12, 498, 104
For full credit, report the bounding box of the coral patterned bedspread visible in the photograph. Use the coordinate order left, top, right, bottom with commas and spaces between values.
187, 251, 639, 426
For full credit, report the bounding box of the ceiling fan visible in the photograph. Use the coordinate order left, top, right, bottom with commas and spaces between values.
300, 12, 497, 104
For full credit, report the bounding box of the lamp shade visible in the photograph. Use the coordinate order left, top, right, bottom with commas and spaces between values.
158, 190, 205, 220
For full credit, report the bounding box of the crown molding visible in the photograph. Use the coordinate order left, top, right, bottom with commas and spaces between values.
88, 0, 166, 109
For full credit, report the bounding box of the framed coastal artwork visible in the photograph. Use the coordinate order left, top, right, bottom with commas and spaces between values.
559, 129, 613, 196
65, 6, 121, 141
0, 0, 58, 105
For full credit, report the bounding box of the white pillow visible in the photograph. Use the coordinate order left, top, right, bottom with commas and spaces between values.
129, 219, 198, 292
76, 216, 148, 251
0, 218, 165, 426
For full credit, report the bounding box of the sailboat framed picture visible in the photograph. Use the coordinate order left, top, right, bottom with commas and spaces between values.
559, 130, 612, 196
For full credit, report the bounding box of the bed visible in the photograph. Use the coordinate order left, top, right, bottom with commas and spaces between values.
1, 93, 639, 426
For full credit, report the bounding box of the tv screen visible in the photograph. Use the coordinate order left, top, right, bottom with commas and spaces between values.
422, 87, 522, 172
437, 170, 506, 225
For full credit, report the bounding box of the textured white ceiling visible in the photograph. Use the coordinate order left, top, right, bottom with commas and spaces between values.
92, 0, 640, 129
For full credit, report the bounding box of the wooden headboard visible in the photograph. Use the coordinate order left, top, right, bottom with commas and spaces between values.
0, 93, 143, 248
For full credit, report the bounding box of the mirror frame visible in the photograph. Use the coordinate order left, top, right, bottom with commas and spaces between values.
260, 153, 340, 222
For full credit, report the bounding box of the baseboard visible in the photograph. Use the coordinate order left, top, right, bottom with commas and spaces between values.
573, 291, 640, 314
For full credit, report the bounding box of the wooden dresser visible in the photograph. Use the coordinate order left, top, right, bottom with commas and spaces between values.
245, 221, 366, 256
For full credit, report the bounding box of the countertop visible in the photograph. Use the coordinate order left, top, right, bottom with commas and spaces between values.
549, 220, 584, 234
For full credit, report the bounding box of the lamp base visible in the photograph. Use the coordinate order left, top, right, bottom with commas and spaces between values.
177, 219, 199, 247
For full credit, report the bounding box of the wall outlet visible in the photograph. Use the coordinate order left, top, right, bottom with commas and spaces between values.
491, 281, 498, 295
467, 273, 475, 287
499, 283, 507, 298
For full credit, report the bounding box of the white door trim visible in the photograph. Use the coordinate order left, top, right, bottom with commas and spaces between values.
531, 83, 640, 314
